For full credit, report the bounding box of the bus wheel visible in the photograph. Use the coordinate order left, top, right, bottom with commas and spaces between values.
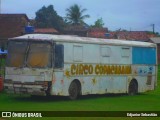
69, 82, 79, 100
46, 82, 52, 96
128, 80, 138, 95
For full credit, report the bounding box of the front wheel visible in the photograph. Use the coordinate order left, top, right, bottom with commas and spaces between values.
68, 82, 79, 100
128, 80, 138, 95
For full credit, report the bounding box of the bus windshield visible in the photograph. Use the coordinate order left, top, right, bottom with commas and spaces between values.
7, 41, 28, 67
27, 43, 51, 68
6, 41, 52, 68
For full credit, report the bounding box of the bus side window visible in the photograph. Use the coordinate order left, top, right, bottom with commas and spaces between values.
100, 46, 111, 64
121, 47, 130, 57
101, 47, 111, 57
55, 44, 64, 68
73, 45, 83, 62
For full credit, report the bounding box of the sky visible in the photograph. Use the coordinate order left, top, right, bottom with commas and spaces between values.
1, 0, 160, 33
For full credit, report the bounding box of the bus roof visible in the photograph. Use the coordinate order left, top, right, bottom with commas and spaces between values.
11, 34, 156, 47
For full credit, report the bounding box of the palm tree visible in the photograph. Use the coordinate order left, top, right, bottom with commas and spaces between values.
65, 4, 90, 25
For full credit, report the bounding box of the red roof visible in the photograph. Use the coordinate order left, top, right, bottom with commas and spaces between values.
34, 28, 58, 34
87, 28, 108, 38
108, 31, 155, 42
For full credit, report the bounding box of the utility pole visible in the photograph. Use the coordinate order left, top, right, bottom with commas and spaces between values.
152, 24, 155, 34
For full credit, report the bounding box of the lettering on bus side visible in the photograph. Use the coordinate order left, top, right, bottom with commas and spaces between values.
70, 64, 131, 75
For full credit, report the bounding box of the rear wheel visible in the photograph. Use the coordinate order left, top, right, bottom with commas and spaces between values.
69, 82, 79, 100
128, 80, 138, 95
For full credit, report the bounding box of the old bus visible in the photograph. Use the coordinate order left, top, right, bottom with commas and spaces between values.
4, 34, 157, 100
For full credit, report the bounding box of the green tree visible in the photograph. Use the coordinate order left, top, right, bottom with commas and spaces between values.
65, 4, 90, 25
35, 5, 65, 31
92, 18, 104, 28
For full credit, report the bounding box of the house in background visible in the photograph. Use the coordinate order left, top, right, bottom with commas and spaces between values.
63, 25, 88, 37
0, 14, 29, 38
0, 14, 30, 47
87, 28, 108, 38
34, 28, 59, 34
63, 25, 108, 38
150, 37, 160, 64
107, 31, 156, 42
63, 26, 156, 41
0, 14, 157, 44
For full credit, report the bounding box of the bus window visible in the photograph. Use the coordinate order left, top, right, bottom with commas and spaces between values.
27, 43, 51, 68
6, 41, 28, 67
121, 47, 130, 57
55, 44, 64, 68
73, 45, 83, 62
100, 46, 111, 64
121, 47, 130, 64
101, 47, 111, 57
132, 47, 156, 64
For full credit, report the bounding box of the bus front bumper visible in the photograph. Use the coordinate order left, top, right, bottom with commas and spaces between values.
4, 82, 48, 96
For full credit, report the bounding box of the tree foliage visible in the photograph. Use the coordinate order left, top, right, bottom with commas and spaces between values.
92, 18, 104, 28
35, 5, 65, 31
65, 4, 90, 25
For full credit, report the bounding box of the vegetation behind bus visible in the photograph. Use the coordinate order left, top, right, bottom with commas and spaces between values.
0, 58, 5, 77
158, 65, 160, 80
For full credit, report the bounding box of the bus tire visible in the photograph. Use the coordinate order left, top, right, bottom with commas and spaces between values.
46, 81, 52, 96
128, 80, 138, 95
68, 81, 79, 100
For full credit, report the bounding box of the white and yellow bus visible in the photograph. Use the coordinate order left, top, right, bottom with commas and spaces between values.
4, 34, 157, 100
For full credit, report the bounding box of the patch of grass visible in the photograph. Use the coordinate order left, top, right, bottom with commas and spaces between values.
0, 91, 160, 111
